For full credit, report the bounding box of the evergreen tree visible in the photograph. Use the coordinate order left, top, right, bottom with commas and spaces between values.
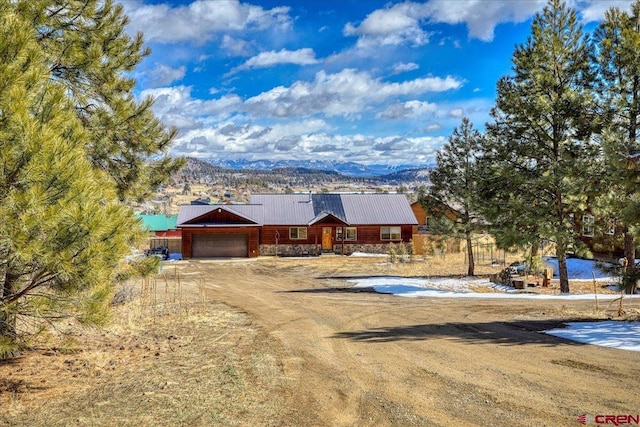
593, 0, 640, 294
0, 1, 148, 356
16, 0, 183, 202
484, 0, 598, 293
423, 118, 484, 276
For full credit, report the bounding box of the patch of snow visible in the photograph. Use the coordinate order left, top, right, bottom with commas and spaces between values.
348, 276, 639, 300
349, 252, 389, 258
543, 257, 615, 280
545, 321, 640, 352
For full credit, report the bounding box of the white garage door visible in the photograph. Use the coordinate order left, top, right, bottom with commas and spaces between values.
191, 234, 248, 258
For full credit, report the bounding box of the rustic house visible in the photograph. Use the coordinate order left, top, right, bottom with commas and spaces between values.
137, 214, 182, 253
410, 200, 463, 255
177, 193, 418, 258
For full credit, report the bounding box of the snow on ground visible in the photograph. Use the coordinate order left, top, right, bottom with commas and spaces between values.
542, 256, 615, 280
346, 257, 640, 351
348, 276, 633, 300
545, 321, 640, 352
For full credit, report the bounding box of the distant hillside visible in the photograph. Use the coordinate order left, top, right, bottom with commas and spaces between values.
378, 168, 431, 184
171, 157, 430, 190
203, 158, 431, 178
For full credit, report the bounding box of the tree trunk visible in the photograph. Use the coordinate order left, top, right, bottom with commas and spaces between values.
466, 232, 475, 276
623, 230, 637, 294
531, 238, 540, 257
0, 270, 18, 348
556, 241, 570, 294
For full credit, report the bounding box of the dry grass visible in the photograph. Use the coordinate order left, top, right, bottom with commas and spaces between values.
0, 275, 287, 427
277, 250, 521, 278
1, 251, 637, 426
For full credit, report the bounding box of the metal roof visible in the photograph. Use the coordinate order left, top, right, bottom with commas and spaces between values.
250, 194, 315, 225
248, 193, 417, 226
138, 214, 178, 231
311, 194, 346, 222
177, 204, 263, 226
177, 194, 418, 227
340, 194, 418, 225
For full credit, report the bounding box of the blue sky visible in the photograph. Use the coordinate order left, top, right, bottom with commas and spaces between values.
119, 0, 634, 166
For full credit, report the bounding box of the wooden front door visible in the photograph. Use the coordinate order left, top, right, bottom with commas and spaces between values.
322, 227, 332, 250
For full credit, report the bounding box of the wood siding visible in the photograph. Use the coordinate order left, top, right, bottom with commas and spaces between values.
260, 224, 413, 246
410, 201, 459, 225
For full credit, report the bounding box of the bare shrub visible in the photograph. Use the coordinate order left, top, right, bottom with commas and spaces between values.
111, 283, 136, 306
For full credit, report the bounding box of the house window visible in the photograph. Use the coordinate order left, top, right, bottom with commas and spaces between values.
381, 226, 401, 241
289, 227, 308, 240
336, 227, 343, 241
345, 227, 357, 241
582, 215, 595, 237
604, 220, 615, 235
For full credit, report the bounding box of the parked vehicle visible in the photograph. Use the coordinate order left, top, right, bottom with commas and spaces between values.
145, 246, 169, 260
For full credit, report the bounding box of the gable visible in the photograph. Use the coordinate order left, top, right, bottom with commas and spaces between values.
308, 211, 349, 226
177, 205, 262, 227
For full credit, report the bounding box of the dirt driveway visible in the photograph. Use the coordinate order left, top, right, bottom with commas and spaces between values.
173, 256, 640, 427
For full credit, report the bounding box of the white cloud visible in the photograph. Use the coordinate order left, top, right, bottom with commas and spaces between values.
124, 0, 292, 44
229, 48, 320, 74
377, 100, 437, 119
419, 0, 635, 42
245, 69, 462, 118
171, 122, 447, 166
392, 62, 419, 74
423, 0, 545, 41
344, 2, 432, 47
567, 0, 633, 22
171, 118, 329, 158
220, 35, 254, 56
343, 1, 548, 44
572, 1, 634, 22
140, 86, 243, 131
146, 64, 186, 87
448, 107, 464, 118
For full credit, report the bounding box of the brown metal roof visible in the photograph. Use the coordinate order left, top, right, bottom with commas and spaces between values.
178, 194, 418, 227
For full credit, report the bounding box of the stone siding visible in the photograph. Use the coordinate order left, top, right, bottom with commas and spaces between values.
260, 244, 318, 257
260, 243, 392, 256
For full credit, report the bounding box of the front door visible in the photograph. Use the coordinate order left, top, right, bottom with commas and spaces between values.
322, 227, 332, 250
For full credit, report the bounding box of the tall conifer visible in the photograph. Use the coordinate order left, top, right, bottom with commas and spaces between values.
593, 1, 640, 294
484, 0, 598, 293
424, 118, 484, 276
17, 0, 183, 202
0, 1, 153, 356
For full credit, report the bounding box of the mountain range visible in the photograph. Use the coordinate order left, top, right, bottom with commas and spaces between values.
202, 158, 432, 178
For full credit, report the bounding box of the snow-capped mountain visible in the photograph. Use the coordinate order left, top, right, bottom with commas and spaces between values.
202, 158, 430, 178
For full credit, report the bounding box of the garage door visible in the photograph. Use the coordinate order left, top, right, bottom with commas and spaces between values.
191, 234, 248, 258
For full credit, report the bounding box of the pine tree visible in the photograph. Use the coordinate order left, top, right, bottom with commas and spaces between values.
0, 2, 146, 357
16, 0, 183, 202
424, 118, 484, 276
484, 0, 599, 293
593, 0, 640, 294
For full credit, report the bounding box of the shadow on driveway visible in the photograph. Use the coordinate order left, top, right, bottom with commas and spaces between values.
331, 319, 593, 346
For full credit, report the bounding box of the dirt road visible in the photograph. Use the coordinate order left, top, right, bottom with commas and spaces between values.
177, 257, 640, 427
